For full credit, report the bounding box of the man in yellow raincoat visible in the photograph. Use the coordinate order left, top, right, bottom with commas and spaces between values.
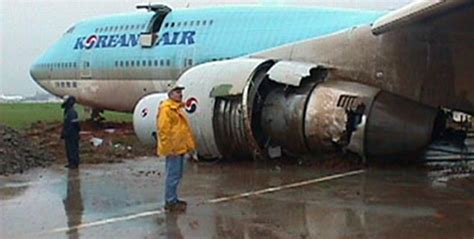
157, 84, 196, 211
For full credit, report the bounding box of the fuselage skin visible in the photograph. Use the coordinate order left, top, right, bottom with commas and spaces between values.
30, 5, 474, 114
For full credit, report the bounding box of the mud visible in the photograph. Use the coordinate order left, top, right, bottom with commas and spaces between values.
0, 124, 53, 175
26, 120, 155, 165
1, 121, 155, 175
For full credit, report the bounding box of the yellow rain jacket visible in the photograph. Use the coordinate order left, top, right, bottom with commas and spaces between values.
156, 99, 196, 156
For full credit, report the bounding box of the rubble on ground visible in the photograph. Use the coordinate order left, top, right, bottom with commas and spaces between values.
0, 124, 54, 175
0, 120, 155, 175
26, 120, 155, 165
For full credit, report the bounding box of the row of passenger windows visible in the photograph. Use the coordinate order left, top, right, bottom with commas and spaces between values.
37, 59, 175, 69
95, 19, 214, 33
37, 63, 77, 69
96, 24, 147, 33
114, 59, 173, 67
164, 19, 213, 28
54, 81, 78, 88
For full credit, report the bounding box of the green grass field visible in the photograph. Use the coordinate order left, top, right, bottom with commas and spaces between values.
0, 103, 132, 130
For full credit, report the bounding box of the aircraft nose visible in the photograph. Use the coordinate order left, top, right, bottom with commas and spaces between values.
29, 62, 39, 82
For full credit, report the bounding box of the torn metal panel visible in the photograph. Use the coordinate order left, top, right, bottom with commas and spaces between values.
267, 61, 319, 87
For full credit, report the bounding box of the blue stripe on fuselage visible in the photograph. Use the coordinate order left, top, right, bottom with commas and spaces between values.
34, 6, 386, 71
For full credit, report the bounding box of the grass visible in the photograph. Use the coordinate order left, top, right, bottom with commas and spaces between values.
0, 103, 132, 130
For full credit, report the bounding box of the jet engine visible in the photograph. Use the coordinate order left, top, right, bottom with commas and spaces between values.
133, 59, 439, 160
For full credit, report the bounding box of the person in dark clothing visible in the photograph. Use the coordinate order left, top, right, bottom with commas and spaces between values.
61, 96, 81, 169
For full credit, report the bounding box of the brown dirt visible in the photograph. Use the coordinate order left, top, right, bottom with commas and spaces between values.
0, 124, 54, 175
25, 120, 155, 165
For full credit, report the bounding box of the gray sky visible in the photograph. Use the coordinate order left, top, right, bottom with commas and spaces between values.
0, 0, 412, 96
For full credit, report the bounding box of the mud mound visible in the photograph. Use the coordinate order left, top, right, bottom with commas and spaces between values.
0, 124, 54, 175
26, 121, 154, 165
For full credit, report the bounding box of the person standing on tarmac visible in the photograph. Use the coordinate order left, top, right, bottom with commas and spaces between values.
61, 96, 81, 169
157, 84, 196, 212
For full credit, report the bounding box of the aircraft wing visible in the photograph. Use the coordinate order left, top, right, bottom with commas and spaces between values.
372, 0, 474, 35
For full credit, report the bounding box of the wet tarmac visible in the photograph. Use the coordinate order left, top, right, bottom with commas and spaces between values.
0, 158, 473, 239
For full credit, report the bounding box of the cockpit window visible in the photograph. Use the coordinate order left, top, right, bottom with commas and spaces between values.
64, 25, 75, 34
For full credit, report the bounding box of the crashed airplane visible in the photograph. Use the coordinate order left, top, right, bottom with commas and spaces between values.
29, 1, 474, 160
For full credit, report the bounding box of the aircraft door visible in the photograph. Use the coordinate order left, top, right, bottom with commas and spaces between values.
139, 5, 172, 48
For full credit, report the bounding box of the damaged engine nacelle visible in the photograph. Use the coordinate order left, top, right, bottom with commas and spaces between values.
133, 59, 439, 160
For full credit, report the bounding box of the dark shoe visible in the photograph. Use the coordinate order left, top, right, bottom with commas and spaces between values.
176, 200, 187, 207
64, 164, 78, 169
164, 202, 186, 212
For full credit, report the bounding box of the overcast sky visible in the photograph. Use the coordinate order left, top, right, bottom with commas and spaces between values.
0, 0, 412, 96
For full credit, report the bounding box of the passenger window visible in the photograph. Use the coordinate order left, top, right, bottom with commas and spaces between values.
183, 22, 187, 27
148, 60, 152, 66
125, 61, 129, 67
154, 60, 158, 66
177, 22, 181, 27
137, 61, 140, 67
209, 20, 214, 25
165, 23, 169, 28
160, 59, 164, 66
166, 59, 171, 66
171, 22, 175, 28
196, 21, 200, 26
120, 61, 123, 67
190, 21, 194, 26
203, 20, 207, 26
66, 82, 71, 88
61, 82, 65, 88
72, 82, 77, 88
131, 61, 135, 67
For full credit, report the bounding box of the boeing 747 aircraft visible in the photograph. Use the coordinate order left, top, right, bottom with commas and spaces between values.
30, 1, 474, 160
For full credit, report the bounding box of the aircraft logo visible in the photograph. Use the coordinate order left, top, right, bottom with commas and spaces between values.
74, 31, 196, 50
185, 97, 198, 114
141, 107, 149, 118
84, 35, 98, 49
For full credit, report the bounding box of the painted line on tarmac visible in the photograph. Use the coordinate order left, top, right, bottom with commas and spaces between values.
50, 210, 165, 233
49, 169, 364, 234
207, 169, 365, 203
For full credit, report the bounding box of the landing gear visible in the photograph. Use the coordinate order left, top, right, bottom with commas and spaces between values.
84, 107, 105, 123
425, 109, 473, 161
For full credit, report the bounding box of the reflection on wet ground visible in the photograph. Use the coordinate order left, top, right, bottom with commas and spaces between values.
0, 158, 473, 239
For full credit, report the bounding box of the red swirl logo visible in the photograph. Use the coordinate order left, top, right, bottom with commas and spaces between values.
85, 35, 98, 49
185, 97, 198, 114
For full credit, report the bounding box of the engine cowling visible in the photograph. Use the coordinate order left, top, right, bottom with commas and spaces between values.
133, 59, 439, 160
133, 93, 168, 146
